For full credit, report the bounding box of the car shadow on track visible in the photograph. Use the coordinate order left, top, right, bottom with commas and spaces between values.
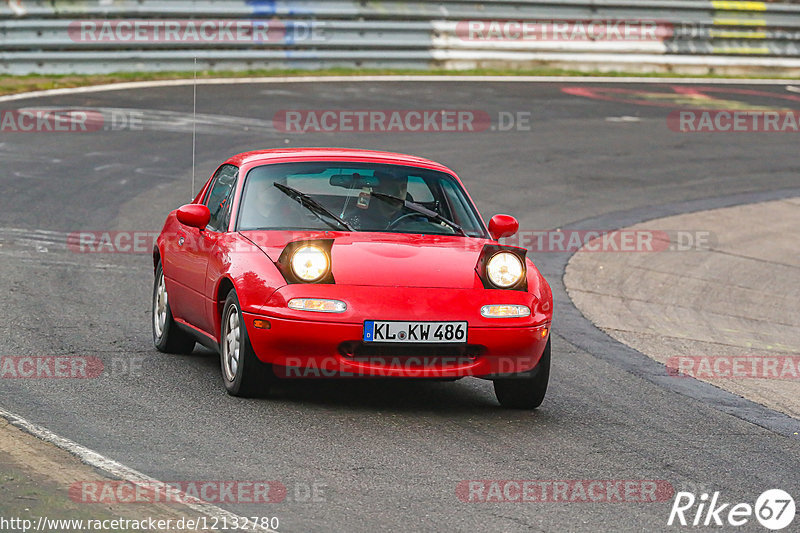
187, 346, 551, 417
272, 379, 495, 412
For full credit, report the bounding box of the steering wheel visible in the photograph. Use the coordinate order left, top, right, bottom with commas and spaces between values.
386, 212, 424, 230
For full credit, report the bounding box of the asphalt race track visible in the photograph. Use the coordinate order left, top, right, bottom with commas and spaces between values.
1, 79, 799, 532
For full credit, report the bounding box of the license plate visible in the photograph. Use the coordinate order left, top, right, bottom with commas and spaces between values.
363, 321, 468, 344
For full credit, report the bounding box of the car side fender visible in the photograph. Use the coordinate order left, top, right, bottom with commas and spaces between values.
206, 232, 287, 339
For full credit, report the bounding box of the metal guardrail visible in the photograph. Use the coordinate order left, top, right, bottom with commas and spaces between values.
2, 0, 800, 74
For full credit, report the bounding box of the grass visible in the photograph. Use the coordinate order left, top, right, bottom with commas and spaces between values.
0, 67, 797, 97
0, 463, 123, 526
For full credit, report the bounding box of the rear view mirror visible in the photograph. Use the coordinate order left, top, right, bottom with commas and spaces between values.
329, 173, 379, 189
488, 214, 519, 240
176, 204, 211, 230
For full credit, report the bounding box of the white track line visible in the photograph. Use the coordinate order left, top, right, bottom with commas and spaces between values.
0, 74, 797, 103
0, 407, 278, 533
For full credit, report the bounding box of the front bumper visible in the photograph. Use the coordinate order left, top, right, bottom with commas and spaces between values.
243, 312, 550, 378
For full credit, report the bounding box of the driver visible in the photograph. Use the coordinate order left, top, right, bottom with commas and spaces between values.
346, 171, 410, 231
373, 172, 409, 220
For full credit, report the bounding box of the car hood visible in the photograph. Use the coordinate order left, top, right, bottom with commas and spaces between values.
240, 231, 492, 289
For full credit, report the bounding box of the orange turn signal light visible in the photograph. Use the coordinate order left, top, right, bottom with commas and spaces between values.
253, 319, 271, 330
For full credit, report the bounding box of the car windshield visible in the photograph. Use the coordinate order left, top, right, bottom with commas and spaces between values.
237, 161, 487, 237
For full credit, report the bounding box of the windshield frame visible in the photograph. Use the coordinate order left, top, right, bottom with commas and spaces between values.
233, 160, 490, 238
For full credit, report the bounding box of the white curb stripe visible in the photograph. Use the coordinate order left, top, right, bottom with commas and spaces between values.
0, 407, 278, 533
0, 74, 797, 104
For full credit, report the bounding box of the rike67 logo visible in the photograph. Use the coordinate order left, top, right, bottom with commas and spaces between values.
668, 489, 795, 530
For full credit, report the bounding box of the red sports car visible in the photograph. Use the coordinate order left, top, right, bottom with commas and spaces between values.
152, 148, 553, 408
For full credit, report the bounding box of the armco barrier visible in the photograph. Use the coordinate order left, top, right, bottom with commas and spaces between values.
2, 0, 800, 74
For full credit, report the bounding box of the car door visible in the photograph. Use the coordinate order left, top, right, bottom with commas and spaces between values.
171, 164, 238, 334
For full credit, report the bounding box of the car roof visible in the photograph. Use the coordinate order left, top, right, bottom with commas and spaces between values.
225, 148, 456, 174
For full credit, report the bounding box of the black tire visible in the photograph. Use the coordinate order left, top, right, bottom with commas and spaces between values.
152, 261, 196, 354
493, 338, 551, 409
219, 289, 274, 397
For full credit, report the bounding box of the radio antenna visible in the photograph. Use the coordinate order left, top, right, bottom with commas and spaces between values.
191, 58, 197, 200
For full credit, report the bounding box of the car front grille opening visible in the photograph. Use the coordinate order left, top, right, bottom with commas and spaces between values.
337, 341, 485, 367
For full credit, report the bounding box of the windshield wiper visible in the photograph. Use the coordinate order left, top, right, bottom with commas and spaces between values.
273, 182, 353, 231
370, 191, 466, 236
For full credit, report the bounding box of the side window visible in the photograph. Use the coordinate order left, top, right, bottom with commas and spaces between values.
204, 165, 238, 232
438, 177, 482, 233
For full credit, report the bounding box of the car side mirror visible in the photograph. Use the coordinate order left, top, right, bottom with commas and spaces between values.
176, 204, 211, 230
488, 214, 519, 240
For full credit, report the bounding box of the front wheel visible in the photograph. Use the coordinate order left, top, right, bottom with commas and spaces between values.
220, 290, 274, 397
493, 338, 551, 409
